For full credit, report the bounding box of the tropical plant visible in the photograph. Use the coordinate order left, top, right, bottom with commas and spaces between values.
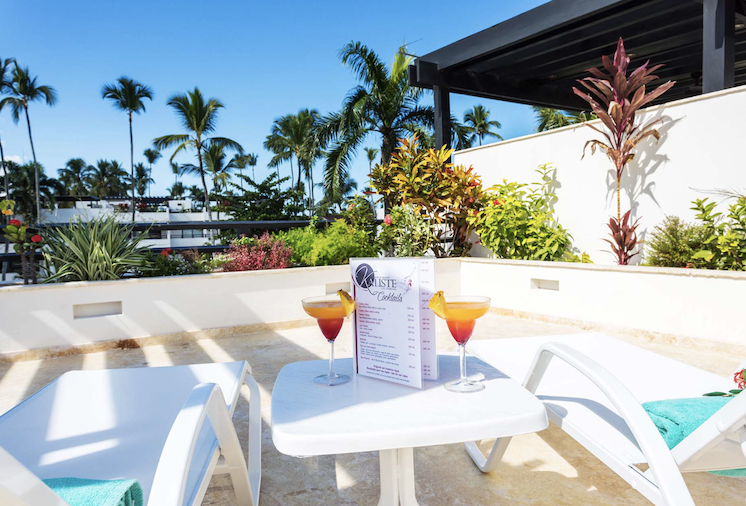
573, 37, 674, 264
0, 55, 15, 205
364, 147, 379, 171
42, 216, 151, 282
87, 159, 128, 198
2, 216, 44, 284
133, 162, 153, 197
188, 184, 204, 202
378, 204, 436, 257
169, 181, 186, 198
605, 210, 641, 265
341, 195, 377, 241
315, 173, 358, 214
143, 147, 161, 196
5, 161, 62, 222
643, 216, 707, 268
469, 164, 573, 261
228, 173, 305, 222
371, 135, 486, 256
223, 233, 293, 271
137, 248, 210, 277
154, 87, 242, 221
280, 219, 379, 267
101, 77, 153, 221
318, 43, 436, 205
170, 161, 186, 187
0, 63, 57, 221
233, 152, 258, 189
532, 107, 595, 132
463, 105, 502, 146
690, 198, 746, 270
58, 158, 91, 195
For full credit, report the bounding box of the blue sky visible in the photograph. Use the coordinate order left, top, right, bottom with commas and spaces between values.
0, 0, 549, 198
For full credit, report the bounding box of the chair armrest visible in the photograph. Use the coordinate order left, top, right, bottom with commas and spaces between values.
148, 383, 251, 506
0, 446, 70, 506
524, 342, 695, 506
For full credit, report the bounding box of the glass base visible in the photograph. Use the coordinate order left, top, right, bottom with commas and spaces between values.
314, 373, 351, 386
444, 378, 485, 393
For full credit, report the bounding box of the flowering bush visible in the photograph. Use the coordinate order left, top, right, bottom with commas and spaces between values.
378, 205, 435, 257
138, 248, 211, 277
223, 233, 292, 271
468, 165, 573, 261
2, 212, 44, 284
341, 195, 377, 242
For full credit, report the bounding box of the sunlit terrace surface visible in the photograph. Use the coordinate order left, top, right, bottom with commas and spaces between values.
1, 313, 742, 506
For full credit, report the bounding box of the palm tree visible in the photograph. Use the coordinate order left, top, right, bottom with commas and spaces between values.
232, 152, 258, 189
170, 161, 186, 187
264, 109, 320, 197
532, 106, 595, 132
169, 181, 185, 198
101, 77, 153, 221
87, 159, 129, 198
364, 147, 379, 171
153, 87, 242, 222
464, 105, 502, 146
0, 64, 57, 222
315, 173, 358, 213
188, 184, 204, 202
143, 147, 161, 196
200, 143, 238, 220
6, 161, 63, 222
0, 56, 15, 204
318, 43, 434, 204
133, 162, 153, 197
58, 158, 91, 195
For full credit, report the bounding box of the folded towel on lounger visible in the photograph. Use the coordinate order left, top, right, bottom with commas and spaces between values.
42, 477, 144, 506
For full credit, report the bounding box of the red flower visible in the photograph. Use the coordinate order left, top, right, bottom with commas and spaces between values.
160, 248, 172, 257
383, 214, 392, 226
31, 234, 43, 243
734, 369, 746, 390
9, 219, 20, 226
493, 199, 503, 206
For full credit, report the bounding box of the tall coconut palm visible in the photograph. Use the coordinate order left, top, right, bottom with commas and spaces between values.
101, 77, 153, 222
169, 181, 185, 198
87, 159, 129, 198
6, 161, 63, 222
463, 105, 502, 146
0, 56, 15, 204
133, 162, 153, 197
264, 109, 319, 196
201, 143, 237, 220
532, 106, 595, 132
0, 64, 57, 222
58, 158, 91, 195
143, 147, 161, 196
153, 87, 242, 222
318, 43, 436, 204
232, 152, 258, 189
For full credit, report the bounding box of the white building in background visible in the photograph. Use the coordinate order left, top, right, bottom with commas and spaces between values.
40, 196, 233, 249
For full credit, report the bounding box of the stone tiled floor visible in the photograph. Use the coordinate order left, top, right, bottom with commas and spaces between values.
0, 315, 743, 505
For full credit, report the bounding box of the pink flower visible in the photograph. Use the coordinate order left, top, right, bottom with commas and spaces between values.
9, 219, 20, 226
31, 235, 43, 243
348, 204, 354, 211
383, 215, 392, 226
160, 248, 171, 257
734, 369, 745, 390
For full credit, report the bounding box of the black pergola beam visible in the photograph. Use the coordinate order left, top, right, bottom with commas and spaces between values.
433, 85, 451, 149
703, 0, 736, 92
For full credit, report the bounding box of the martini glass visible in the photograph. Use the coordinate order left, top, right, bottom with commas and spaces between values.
437, 295, 491, 393
302, 294, 356, 386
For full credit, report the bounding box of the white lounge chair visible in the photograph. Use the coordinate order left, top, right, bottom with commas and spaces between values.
466, 332, 746, 506
0, 361, 261, 506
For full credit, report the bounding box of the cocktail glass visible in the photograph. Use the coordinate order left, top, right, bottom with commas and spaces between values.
431, 294, 491, 393
302, 293, 356, 386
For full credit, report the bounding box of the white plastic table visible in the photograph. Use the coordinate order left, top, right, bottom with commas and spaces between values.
271, 355, 548, 505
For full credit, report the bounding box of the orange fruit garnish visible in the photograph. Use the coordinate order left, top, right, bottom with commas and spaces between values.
338, 290, 356, 317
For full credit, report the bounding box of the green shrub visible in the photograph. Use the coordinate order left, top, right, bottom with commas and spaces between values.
280, 219, 379, 266
137, 248, 212, 277
690, 198, 746, 270
469, 165, 572, 261
42, 216, 151, 282
378, 205, 435, 257
642, 216, 706, 268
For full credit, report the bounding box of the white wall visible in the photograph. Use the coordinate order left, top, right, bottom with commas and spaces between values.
455, 85, 746, 264
0, 259, 462, 355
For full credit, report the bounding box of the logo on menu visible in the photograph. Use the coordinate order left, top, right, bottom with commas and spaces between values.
354, 263, 410, 302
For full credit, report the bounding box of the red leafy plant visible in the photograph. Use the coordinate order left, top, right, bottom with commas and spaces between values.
605, 210, 641, 265
573, 37, 674, 264
223, 232, 292, 271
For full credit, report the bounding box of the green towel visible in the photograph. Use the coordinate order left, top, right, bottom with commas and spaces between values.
643, 396, 746, 477
42, 478, 144, 506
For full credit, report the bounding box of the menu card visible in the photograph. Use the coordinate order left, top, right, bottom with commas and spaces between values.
350, 258, 437, 388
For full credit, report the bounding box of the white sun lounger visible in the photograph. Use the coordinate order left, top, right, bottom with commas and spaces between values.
466, 332, 746, 506
0, 361, 261, 506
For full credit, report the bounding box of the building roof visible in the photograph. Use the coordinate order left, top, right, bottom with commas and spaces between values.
409, 0, 746, 110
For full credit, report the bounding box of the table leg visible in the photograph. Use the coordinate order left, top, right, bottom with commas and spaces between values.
377, 448, 421, 506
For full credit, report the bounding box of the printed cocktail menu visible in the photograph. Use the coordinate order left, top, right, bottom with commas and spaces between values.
350, 258, 437, 388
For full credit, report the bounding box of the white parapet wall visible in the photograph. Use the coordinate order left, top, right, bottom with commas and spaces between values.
455, 85, 746, 264
0, 259, 462, 356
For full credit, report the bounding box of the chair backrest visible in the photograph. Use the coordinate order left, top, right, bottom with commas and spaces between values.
0, 446, 69, 506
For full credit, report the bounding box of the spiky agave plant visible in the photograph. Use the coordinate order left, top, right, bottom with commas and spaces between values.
42, 216, 151, 282
573, 37, 675, 264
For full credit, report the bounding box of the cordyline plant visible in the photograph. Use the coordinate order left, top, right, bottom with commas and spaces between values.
606, 210, 640, 265
573, 37, 675, 264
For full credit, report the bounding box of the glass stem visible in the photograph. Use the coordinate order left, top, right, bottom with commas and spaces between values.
328, 340, 335, 378
459, 343, 467, 382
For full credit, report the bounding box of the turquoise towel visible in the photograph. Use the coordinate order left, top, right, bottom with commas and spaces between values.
42, 478, 144, 506
643, 396, 746, 477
